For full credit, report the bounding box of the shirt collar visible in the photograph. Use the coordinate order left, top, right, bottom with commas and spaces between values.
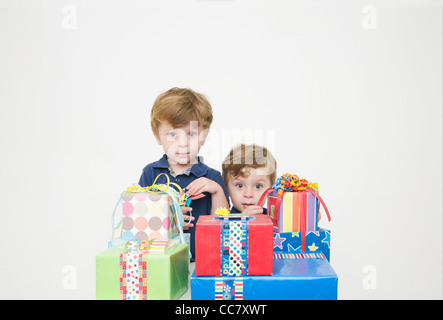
153, 154, 209, 178
168, 166, 191, 178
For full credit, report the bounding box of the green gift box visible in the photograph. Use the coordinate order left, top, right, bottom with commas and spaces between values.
96, 241, 189, 300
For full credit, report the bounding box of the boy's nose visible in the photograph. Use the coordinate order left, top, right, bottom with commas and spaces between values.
244, 188, 253, 198
177, 134, 188, 147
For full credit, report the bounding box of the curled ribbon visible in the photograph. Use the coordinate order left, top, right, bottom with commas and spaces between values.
273, 173, 319, 194
125, 174, 205, 207
124, 173, 182, 200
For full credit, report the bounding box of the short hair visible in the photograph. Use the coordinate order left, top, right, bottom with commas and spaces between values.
150, 87, 213, 138
222, 144, 277, 186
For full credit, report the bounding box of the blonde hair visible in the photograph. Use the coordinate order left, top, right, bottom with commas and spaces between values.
150, 87, 213, 138
222, 144, 277, 186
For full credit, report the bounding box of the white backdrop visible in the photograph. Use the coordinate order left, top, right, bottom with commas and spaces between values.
0, 0, 441, 299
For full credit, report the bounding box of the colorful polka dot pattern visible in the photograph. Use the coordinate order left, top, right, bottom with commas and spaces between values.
121, 193, 172, 241
220, 220, 249, 276
119, 252, 147, 300
229, 222, 244, 275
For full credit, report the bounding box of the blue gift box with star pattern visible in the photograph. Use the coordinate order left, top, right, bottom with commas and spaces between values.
273, 228, 331, 261
191, 256, 338, 300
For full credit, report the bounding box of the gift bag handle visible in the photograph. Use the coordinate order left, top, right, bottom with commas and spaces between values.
257, 187, 331, 224
257, 187, 275, 208
306, 188, 331, 222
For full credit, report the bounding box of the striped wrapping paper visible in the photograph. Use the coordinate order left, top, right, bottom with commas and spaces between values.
274, 252, 326, 259
270, 191, 319, 233
215, 277, 243, 300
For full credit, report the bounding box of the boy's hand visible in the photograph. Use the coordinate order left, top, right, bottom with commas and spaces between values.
186, 177, 222, 196
180, 206, 194, 230
187, 177, 229, 215
242, 205, 264, 215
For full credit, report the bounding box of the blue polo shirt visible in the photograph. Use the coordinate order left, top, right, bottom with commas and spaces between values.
138, 154, 230, 261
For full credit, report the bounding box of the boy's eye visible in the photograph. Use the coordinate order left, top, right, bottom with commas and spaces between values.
254, 184, 263, 190
168, 132, 176, 138
189, 131, 198, 138
235, 183, 244, 189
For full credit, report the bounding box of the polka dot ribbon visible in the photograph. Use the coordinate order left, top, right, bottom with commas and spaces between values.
220, 219, 249, 276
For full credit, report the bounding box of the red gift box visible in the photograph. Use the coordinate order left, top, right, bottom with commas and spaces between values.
195, 214, 274, 276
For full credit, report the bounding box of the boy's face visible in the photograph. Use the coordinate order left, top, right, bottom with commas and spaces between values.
155, 121, 207, 165
226, 167, 272, 212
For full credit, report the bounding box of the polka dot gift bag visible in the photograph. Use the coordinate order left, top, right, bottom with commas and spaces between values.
109, 173, 190, 249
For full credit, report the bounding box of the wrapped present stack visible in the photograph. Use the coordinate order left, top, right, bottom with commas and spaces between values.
191, 173, 338, 300
96, 173, 190, 300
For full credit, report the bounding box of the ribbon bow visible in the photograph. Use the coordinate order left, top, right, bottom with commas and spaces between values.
273, 173, 319, 196
215, 207, 231, 216
125, 239, 170, 253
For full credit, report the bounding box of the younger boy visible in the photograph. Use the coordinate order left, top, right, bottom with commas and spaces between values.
139, 87, 230, 261
222, 144, 277, 214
